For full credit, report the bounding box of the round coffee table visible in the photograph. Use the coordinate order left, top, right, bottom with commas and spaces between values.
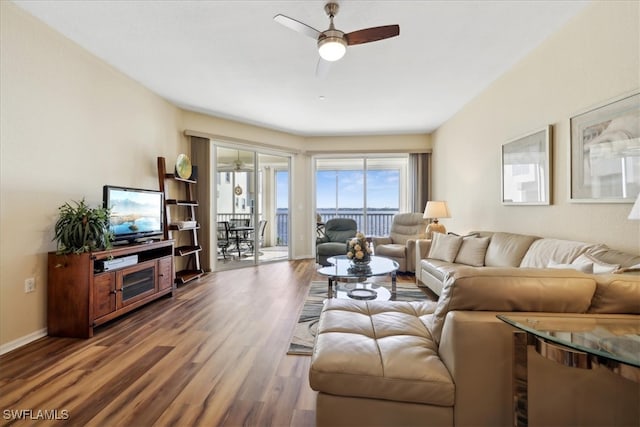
317, 255, 400, 300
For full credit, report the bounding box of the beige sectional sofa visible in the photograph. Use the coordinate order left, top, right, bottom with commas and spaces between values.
416, 231, 640, 296
309, 231, 640, 427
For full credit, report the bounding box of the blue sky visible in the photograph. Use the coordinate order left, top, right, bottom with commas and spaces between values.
276, 169, 400, 209
276, 171, 288, 208
316, 170, 399, 209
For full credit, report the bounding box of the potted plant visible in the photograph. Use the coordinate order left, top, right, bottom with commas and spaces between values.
53, 198, 113, 254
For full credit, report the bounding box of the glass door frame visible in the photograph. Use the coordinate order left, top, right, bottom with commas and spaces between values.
213, 142, 291, 271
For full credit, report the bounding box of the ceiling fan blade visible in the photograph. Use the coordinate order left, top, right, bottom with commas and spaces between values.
315, 57, 331, 78
273, 14, 321, 39
345, 25, 400, 46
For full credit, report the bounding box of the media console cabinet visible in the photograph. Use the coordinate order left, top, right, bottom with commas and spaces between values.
47, 239, 175, 338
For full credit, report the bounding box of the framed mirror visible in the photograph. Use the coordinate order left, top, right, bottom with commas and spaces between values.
501, 125, 552, 205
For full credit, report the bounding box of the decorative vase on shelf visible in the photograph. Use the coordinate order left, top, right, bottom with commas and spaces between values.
346, 232, 372, 267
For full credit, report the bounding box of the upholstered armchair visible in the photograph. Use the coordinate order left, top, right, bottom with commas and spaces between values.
372, 212, 427, 273
316, 218, 358, 266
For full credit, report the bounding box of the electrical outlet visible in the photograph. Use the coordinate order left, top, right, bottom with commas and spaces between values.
24, 277, 36, 293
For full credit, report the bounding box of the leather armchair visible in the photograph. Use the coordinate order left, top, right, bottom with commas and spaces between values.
316, 218, 357, 266
372, 212, 427, 273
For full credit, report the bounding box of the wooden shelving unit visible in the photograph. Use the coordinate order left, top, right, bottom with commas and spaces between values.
157, 156, 204, 285
47, 239, 175, 338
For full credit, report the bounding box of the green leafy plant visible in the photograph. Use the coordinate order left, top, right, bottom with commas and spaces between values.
53, 198, 114, 254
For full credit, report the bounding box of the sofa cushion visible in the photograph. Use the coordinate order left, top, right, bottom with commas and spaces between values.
573, 253, 620, 274
317, 241, 347, 256
588, 274, 640, 314
587, 246, 640, 269
372, 236, 392, 247
428, 233, 463, 263
428, 267, 597, 344
388, 212, 426, 245
483, 232, 539, 267
420, 259, 459, 282
455, 236, 490, 267
375, 243, 406, 259
547, 260, 594, 274
322, 218, 357, 245
520, 238, 602, 268
310, 299, 453, 406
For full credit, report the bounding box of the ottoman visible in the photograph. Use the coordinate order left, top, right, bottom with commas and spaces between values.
309, 298, 453, 427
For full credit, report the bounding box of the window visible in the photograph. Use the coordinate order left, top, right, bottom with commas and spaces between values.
315, 156, 408, 235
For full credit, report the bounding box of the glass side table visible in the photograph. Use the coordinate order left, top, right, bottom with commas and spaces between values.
497, 314, 640, 427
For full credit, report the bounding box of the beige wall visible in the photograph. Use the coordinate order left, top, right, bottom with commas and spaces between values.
0, 2, 186, 349
304, 134, 431, 153
432, 1, 640, 253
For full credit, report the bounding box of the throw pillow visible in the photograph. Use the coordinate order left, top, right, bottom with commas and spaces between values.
454, 236, 490, 267
573, 253, 620, 274
428, 232, 463, 263
548, 260, 594, 274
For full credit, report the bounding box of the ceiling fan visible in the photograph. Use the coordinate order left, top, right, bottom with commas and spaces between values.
274, 2, 399, 76
217, 151, 254, 173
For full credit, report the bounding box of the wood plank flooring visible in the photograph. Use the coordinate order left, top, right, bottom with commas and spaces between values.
0, 259, 417, 427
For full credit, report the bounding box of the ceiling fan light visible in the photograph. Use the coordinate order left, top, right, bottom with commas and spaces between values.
318, 37, 347, 61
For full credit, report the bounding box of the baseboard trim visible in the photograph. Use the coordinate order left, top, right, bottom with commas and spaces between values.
0, 328, 47, 355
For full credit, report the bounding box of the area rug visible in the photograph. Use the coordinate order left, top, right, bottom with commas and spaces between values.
287, 281, 435, 356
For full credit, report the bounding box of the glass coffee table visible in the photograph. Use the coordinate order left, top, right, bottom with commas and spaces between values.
317, 255, 399, 301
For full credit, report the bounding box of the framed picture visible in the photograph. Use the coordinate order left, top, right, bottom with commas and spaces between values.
570, 92, 640, 202
501, 125, 552, 205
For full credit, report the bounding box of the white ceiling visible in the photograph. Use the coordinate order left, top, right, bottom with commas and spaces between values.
14, 0, 590, 137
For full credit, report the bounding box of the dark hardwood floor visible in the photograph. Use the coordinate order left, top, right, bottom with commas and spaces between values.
0, 259, 419, 427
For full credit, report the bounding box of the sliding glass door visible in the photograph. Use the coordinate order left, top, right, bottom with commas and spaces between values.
214, 146, 290, 270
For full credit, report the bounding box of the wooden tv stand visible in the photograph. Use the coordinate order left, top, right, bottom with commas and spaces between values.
47, 239, 175, 338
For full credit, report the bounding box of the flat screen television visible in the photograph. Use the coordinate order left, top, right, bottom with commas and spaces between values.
103, 185, 164, 244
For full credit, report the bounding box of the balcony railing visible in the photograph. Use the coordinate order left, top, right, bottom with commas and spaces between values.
218, 210, 398, 246
217, 212, 290, 246
316, 211, 397, 238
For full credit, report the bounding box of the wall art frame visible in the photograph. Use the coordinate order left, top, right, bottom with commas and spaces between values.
570, 91, 640, 203
501, 125, 552, 205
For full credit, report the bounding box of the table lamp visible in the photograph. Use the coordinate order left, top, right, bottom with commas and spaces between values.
629, 193, 640, 220
423, 201, 451, 239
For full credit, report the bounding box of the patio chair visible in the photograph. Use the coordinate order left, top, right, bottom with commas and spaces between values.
256, 219, 267, 247
217, 221, 231, 259
242, 219, 267, 252
316, 218, 357, 266
372, 212, 427, 273
228, 217, 252, 251
229, 218, 250, 229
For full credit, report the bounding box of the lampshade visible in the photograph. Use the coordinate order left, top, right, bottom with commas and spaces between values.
318, 37, 347, 61
423, 201, 451, 239
423, 201, 451, 219
629, 193, 640, 220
